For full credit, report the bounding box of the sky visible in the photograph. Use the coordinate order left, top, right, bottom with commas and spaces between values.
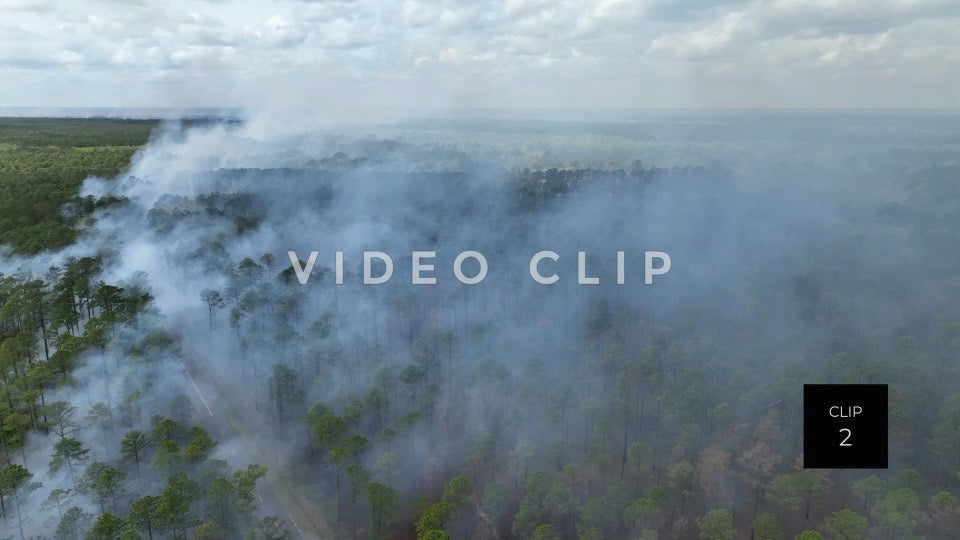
0, 0, 957, 109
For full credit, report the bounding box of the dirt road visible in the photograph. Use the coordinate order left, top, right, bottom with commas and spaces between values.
180, 357, 334, 539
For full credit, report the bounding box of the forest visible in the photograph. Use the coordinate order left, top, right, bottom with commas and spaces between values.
0, 119, 283, 539
0, 118, 158, 254
1, 112, 960, 540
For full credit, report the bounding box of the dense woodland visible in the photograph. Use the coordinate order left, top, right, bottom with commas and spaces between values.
0, 254, 288, 539
0, 120, 286, 539
0, 118, 158, 254
2, 116, 960, 540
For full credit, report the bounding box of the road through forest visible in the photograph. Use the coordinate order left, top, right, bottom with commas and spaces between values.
180, 354, 334, 539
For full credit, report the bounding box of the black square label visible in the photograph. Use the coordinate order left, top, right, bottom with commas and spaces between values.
803, 384, 888, 468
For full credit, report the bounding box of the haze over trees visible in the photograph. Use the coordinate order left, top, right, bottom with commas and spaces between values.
2, 111, 960, 539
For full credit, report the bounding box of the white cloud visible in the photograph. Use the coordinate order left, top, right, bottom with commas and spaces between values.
0, 0, 955, 107
0, 0, 54, 11
649, 11, 747, 59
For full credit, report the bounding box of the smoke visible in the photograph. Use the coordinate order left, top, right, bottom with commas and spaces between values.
4, 109, 959, 537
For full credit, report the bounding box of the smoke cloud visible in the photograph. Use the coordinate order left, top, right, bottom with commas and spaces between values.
4, 109, 960, 537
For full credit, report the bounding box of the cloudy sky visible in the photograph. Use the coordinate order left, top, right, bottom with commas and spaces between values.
0, 0, 957, 109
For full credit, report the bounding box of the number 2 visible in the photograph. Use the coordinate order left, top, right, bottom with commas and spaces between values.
839, 428, 852, 447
